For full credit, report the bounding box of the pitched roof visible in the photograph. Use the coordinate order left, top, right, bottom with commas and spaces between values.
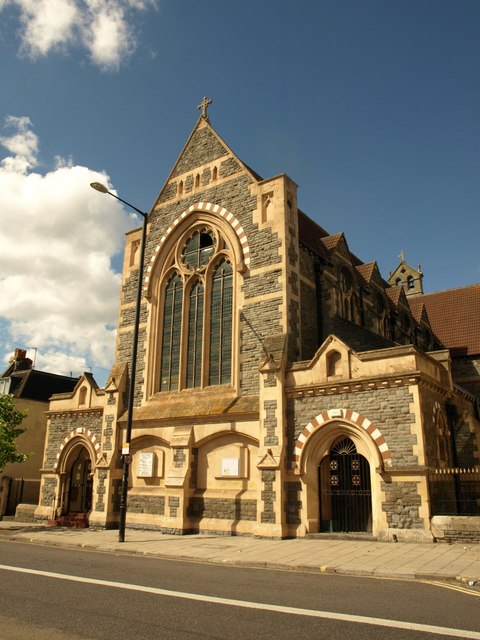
4, 369, 78, 402
420, 284, 480, 356
325, 316, 396, 352
385, 285, 403, 307
297, 210, 330, 260
355, 262, 376, 287
407, 297, 426, 323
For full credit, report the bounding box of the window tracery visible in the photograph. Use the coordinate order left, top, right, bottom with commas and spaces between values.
159, 223, 234, 391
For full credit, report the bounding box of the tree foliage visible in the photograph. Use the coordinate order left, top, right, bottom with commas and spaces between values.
0, 394, 30, 472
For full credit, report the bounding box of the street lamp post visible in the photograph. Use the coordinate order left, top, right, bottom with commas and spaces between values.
90, 181, 148, 542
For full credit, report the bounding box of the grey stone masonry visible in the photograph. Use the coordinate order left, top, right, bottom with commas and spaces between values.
242, 269, 282, 299
263, 400, 279, 447
188, 496, 257, 521
95, 469, 108, 512
40, 477, 57, 507
116, 327, 146, 407
300, 279, 318, 360
170, 127, 228, 180
285, 481, 302, 524
220, 157, 242, 178
381, 481, 424, 529
264, 373, 277, 388
261, 470, 276, 523
174, 449, 186, 468
128, 494, 165, 515
241, 300, 283, 396
44, 412, 103, 469
169, 496, 180, 517
447, 400, 479, 467
287, 387, 417, 468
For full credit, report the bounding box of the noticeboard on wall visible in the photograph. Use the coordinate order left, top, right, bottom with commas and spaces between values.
221, 457, 239, 477
137, 452, 155, 477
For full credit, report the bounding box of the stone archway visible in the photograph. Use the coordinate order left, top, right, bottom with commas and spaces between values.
66, 446, 92, 514
318, 436, 372, 532
295, 410, 388, 536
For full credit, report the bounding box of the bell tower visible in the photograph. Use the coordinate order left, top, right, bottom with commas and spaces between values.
388, 251, 424, 296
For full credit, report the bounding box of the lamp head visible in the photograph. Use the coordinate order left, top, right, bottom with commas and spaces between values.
90, 182, 109, 194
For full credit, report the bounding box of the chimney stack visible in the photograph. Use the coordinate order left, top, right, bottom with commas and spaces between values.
10, 348, 33, 371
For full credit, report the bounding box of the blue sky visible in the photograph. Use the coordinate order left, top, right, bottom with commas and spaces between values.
1, 0, 479, 384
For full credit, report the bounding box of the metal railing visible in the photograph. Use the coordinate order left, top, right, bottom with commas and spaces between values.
428, 467, 480, 516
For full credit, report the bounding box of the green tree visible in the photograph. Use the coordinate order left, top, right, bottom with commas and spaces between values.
0, 394, 30, 472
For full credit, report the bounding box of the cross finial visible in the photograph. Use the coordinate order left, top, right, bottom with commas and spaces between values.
197, 96, 212, 119
399, 250, 406, 262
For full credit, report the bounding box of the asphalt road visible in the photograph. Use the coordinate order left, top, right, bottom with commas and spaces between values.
0, 540, 479, 640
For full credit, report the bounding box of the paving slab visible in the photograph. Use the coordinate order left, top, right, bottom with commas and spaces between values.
1, 521, 480, 584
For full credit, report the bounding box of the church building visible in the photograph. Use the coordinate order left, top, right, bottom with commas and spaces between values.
35, 100, 480, 541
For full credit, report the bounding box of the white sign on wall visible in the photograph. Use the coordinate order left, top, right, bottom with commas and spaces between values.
137, 452, 155, 478
221, 458, 239, 477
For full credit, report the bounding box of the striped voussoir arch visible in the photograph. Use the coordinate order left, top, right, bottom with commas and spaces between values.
143, 202, 250, 290
293, 408, 392, 468
144, 202, 251, 292
54, 427, 101, 470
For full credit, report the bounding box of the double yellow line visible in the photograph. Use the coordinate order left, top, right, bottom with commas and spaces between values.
424, 580, 480, 597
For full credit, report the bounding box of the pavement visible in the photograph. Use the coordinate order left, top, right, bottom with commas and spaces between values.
1, 520, 480, 585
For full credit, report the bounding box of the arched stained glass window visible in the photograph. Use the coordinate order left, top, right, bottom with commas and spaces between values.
186, 281, 204, 388
160, 273, 183, 390
157, 221, 237, 393
209, 260, 233, 385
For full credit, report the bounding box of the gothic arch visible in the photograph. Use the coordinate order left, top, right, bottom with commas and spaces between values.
144, 202, 251, 297
54, 427, 101, 472
293, 408, 392, 473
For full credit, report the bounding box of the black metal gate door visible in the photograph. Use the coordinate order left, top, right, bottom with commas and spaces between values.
68, 448, 92, 513
319, 437, 372, 532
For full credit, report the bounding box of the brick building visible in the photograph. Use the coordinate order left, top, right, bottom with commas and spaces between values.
35, 102, 480, 540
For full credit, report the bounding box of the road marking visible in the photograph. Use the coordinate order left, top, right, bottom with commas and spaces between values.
1, 563, 480, 639
423, 580, 480, 597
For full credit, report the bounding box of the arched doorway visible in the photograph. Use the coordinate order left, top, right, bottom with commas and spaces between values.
67, 447, 92, 514
318, 436, 372, 532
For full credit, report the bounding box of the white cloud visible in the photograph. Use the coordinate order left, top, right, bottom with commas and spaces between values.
0, 116, 133, 382
1, 0, 157, 71
82, 0, 135, 71
14, 0, 78, 58
0, 115, 39, 173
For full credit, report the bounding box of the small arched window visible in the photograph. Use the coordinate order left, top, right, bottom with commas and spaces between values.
327, 350, 342, 377
78, 386, 87, 406
407, 275, 415, 289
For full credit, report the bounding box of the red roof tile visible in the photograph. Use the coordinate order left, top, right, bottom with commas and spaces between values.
407, 297, 426, 323
385, 285, 403, 307
355, 262, 376, 286
421, 284, 480, 356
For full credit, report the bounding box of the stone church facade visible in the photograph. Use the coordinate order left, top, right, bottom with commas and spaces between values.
35, 102, 480, 540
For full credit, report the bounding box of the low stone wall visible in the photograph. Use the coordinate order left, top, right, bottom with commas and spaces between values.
431, 516, 480, 543
15, 503, 45, 523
